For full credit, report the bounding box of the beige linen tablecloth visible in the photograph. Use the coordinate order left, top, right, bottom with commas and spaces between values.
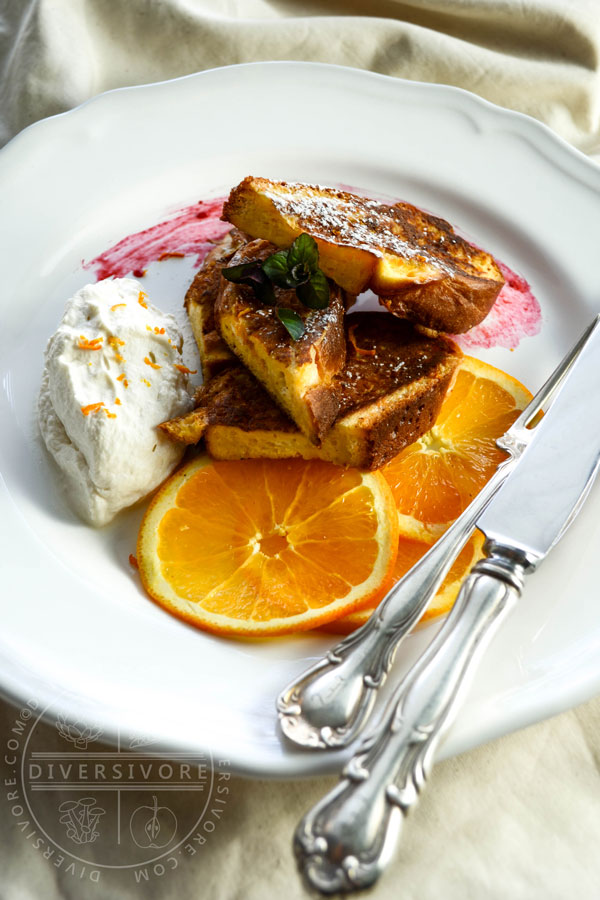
1, 2, 600, 898
2, 0, 600, 157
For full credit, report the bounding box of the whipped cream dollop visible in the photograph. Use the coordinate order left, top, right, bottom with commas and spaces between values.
39, 278, 193, 526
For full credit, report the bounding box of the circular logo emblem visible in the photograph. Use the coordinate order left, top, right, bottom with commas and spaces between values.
4, 699, 230, 884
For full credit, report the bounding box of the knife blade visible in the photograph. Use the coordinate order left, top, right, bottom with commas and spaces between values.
293, 318, 600, 894
278, 315, 600, 751
480, 326, 600, 563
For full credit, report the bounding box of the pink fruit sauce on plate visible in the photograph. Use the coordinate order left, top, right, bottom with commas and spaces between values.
85, 199, 541, 351
452, 262, 541, 351
84, 198, 230, 279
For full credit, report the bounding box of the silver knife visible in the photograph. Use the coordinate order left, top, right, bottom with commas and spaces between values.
278, 317, 599, 750
293, 315, 600, 894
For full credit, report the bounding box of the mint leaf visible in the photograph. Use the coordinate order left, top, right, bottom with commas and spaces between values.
225, 234, 328, 315
262, 251, 293, 288
276, 307, 305, 340
222, 260, 263, 284
288, 262, 311, 286
288, 233, 319, 273
222, 260, 275, 305
296, 269, 330, 309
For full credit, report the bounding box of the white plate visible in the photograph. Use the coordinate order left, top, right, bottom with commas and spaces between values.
1, 62, 600, 777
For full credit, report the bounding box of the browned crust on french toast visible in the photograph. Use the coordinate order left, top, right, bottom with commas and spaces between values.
341, 365, 455, 470
330, 312, 460, 468
215, 238, 346, 442
184, 229, 248, 380
377, 203, 502, 332
158, 404, 211, 444
223, 178, 504, 334
335, 313, 458, 413
163, 312, 461, 469
158, 366, 296, 444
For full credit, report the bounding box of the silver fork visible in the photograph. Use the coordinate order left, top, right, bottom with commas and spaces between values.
277, 324, 591, 750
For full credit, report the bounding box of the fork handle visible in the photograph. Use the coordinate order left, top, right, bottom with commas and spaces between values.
294, 543, 529, 894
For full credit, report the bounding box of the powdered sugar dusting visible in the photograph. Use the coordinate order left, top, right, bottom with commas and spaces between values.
452, 262, 541, 350
83, 189, 542, 352
264, 182, 492, 280
266, 182, 423, 262
84, 198, 230, 280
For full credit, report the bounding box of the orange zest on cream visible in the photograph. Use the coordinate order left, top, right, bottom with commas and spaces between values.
78, 336, 103, 351
81, 402, 105, 416
39, 278, 193, 526
108, 336, 126, 362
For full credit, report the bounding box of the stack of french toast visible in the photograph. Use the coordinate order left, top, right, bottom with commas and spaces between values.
160, 177, 505, 469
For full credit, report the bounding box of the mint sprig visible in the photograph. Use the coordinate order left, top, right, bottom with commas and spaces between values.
220, 259, 275, 306
296, 268, 330, 310
222, 233, 330, 340
276, 307, 305, 341
261, 251, 293, 288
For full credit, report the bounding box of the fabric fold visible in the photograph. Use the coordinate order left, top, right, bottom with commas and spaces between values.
1, 0, 600, 155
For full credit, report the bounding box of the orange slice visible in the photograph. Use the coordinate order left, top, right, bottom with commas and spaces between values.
381, 357, 532, 542
323, 530, 485, 634
137, 455, 399, 636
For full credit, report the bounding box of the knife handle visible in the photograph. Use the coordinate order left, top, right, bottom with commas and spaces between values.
277, 460, 515, 749
294, 544, 529, 894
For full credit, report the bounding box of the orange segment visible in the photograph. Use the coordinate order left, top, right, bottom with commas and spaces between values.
381, 357, 532, 541
137, 455, 399, 636
323, 531, 485, 634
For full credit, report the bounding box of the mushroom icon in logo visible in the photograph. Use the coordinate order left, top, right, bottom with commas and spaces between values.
58, 798, 105, 844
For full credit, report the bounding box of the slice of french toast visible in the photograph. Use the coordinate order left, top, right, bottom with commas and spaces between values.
161, 313, 461, 470
223, 177, 504, 334
184, 228, 248, 381
215, 237, 347, 443
159, 365, 294, 443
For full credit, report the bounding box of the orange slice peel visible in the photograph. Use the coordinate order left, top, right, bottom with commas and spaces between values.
322, 530, 485, 634
382, 356, 533, 542
137, 455, 399, 637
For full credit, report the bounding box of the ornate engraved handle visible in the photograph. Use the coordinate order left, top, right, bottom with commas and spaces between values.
278, 460, 517, 749
294, 544, 530, 894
